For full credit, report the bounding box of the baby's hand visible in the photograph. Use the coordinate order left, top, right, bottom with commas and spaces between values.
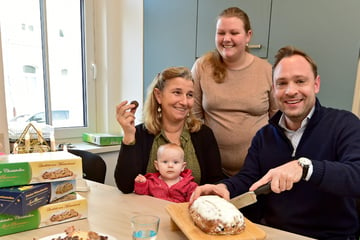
135, 174, 146, 183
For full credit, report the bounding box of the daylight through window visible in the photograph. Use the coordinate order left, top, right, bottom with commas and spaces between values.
0, 0, 86, 132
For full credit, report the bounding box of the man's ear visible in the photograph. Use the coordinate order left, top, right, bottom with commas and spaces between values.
314, 75, 321, 94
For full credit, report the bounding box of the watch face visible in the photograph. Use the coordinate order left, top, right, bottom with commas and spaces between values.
299, 157, 311, 165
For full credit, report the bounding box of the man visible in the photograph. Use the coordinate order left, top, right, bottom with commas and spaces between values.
190, 46, 360, 240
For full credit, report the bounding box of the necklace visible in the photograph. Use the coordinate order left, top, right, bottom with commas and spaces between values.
164, 131, 181, 145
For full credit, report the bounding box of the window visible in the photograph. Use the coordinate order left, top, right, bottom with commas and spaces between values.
0, 0, 95, 140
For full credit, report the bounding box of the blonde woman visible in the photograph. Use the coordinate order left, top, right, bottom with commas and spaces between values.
115, 66, 224, 193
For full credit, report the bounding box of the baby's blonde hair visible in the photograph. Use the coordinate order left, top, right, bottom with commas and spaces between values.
157, 143, 184, 161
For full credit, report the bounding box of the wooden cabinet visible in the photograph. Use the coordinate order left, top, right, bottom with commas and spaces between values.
143, 0, 270, 93
144, 0, 360, 111
143, 0, 197, 95
196, 0, 271, 58
268, 0, 360, 110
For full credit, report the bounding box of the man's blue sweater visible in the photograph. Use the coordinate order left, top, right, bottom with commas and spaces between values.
223, 99, 360, 239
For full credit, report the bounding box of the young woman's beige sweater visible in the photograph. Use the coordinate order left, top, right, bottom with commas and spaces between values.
192, 55, 278, 176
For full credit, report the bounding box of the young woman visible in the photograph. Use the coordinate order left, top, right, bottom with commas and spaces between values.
192, 7, 278, 176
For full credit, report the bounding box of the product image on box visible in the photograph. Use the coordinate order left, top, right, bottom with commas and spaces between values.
49, 180, 76, 202
0, 151, 83, 188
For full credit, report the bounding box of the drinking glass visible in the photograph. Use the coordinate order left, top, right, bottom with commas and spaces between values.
131, 215, 160, 240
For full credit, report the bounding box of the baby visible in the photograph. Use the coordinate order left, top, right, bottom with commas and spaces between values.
134, 143, 198, 202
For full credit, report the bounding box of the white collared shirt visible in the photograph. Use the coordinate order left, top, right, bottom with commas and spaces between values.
278, 107, 315, 180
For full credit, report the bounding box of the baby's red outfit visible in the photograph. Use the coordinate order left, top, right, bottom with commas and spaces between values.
134, 169, 198, 203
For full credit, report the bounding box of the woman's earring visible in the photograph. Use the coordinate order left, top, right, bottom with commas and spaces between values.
157, 106, 162, 118
186, 111, 191, 123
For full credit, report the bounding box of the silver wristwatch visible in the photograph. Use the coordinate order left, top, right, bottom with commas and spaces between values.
298, 157, 312, 180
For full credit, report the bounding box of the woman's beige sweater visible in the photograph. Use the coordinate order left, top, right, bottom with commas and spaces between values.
192, 55, 278, 176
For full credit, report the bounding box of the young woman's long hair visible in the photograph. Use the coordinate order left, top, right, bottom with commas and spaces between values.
205, 7, 252, 83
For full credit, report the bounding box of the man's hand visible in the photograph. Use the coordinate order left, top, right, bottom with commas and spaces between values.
250, 160, 302, 193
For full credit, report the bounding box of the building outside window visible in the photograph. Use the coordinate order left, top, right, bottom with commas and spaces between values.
0, 0, 95, 141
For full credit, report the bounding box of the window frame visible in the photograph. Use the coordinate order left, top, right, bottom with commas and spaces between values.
55, 0, 96, 140
1, 0, 144, 154
0, 0, 97, 142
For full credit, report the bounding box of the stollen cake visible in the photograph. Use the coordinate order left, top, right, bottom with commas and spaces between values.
189, 195, 245, 235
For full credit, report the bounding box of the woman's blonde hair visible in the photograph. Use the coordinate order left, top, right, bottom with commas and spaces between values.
143, 66, 203, 135
205, 7, 252, 83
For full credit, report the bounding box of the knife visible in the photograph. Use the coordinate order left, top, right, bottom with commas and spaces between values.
229, 182, 272, 209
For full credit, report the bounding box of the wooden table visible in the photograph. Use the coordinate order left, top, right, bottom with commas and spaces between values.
0, 181, 315, 240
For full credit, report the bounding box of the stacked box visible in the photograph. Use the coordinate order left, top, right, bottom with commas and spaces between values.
0, 193, 87, 236
0, 180, 76, 216
0, 151, 83, 188
82, 132, 123, 146
0, 183, 50, 216
0, 151, 87, 236
49, 180, 76, 202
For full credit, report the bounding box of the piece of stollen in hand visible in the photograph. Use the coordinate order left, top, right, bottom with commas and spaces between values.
130, 100, 139, 111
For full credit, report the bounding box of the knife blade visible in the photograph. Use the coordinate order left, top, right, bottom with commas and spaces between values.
229, 182, 272, 209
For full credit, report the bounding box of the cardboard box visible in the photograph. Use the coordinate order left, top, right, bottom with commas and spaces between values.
0, 193, 87, 236
49, 180, 76, 202
0, 183, 50, 216
0, 180, 76, 216
82, 132, 122, 146
0, 151, 83, 188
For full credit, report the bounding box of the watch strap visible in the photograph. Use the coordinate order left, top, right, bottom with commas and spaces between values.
298, 157, 311, 180
301, 164, 309, 180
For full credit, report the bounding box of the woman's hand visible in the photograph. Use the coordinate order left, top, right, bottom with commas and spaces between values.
116, 100, 138, 144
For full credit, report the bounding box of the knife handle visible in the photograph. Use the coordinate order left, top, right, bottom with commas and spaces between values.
254, 182, 272, 196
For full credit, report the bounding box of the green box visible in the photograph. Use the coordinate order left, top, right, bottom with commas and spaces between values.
82, 133, 123, 146
0, 152, 83, 188
0, 193, 87, 236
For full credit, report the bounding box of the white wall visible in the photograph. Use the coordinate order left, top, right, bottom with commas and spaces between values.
91, 0, 143, 186
93, 0, 143, 135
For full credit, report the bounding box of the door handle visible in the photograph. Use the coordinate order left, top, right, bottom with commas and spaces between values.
248, 44, 262, 49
